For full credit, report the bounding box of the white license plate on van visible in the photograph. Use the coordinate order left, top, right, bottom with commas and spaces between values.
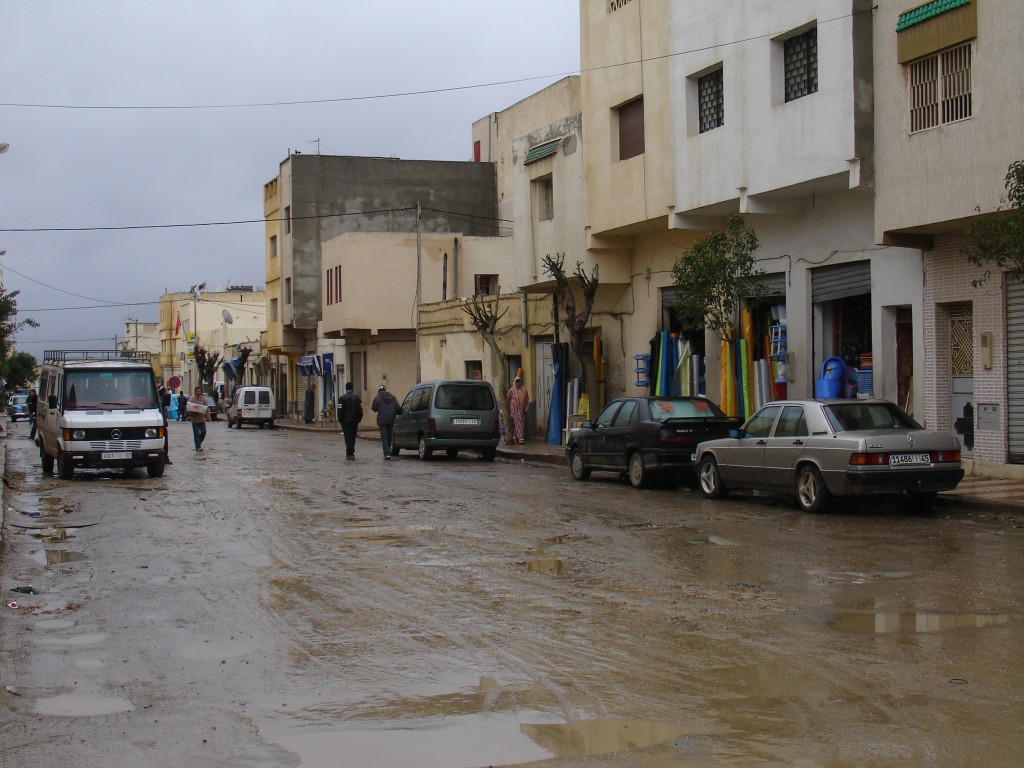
102, 451, 132, 460
452, 417, 479, 425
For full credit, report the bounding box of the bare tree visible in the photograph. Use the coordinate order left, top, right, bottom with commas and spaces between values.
542, 253, 600, 408
461, 293, 512, 441
192, 344, 222, 396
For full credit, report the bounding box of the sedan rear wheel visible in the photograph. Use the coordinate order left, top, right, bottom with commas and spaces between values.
628, 452, 649, 489
796, 465, 831, 513
698, 456, 728, 499
569, 449, 590, 481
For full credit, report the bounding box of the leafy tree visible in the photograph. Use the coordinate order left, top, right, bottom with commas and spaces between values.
962, 160, 1024, 286
461, 293, 511, 438
670, 214, 763, 340
3, 350, 38, 391
0, 289, 39, 390
542, 253, 600, 406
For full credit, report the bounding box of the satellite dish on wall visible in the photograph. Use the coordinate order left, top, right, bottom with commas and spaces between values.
222, 310, 234, 324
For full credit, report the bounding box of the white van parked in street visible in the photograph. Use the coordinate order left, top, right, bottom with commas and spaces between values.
35, 350, 167, 479
225, 386, 275, 429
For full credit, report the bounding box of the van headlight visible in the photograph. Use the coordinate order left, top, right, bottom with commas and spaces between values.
144, 427, 159, 438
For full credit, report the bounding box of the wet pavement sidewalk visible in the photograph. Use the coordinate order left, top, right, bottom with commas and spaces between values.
274, 417, 1024, 513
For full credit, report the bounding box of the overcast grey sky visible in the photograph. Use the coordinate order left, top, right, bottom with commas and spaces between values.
1, 1, 580, 363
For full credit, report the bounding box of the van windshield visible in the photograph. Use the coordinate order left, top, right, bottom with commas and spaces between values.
434, 384, 495, 411
63, 370, 159, 410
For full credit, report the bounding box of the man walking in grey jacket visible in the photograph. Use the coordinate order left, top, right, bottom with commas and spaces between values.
370, 384, 401, 459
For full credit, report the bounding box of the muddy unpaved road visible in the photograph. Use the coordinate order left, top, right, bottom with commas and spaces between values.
1, 419, 1022, 767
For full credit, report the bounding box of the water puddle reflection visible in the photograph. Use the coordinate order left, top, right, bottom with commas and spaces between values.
34, 692, 133, 717
28, 549, 88, 566
521, 717, 690, 757
524, 558, 571, 577
832, 612, 1018, 634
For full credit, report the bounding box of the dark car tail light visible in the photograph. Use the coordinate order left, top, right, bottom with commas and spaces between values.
849, 452, 889, 466
931, 450, 961, 463
657, 430, 694, 446
428, 418, 437, 433
492, 419, 500, 436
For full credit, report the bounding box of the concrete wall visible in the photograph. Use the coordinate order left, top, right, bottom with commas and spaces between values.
874, 1, 1024, 239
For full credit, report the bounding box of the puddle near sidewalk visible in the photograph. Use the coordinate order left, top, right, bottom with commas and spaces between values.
28, 549, 88, 566
34, 632, 109, 648
265, 715, 687, 768
34, 692, 133, 717
832, 612, 1018, 634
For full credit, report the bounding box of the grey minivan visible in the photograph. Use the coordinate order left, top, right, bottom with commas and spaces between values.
392, 379, 501, 461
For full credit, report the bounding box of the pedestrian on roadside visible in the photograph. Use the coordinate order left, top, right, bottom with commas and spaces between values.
26, 388, 38, 441
158, 386, 173, 465
178, 391, 188, 421
303, 383, 315, 424
338, 381, 363, 460
370, 384, 401, 459
187, 386, 211, 452
507, 376, 530, 444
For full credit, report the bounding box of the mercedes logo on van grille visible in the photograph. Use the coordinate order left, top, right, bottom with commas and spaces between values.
110, 429, 122, 440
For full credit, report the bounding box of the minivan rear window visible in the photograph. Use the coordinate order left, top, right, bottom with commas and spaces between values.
434, 384, 495, 411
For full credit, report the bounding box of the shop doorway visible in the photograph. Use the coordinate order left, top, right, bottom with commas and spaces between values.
896, 306, 914, 413
949, 303, 974, 456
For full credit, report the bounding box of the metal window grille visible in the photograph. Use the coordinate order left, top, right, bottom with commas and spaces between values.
784, 28, 818, 102
909, 42, 972, 133
698, 69, 724, 133
608, 0, 632, 11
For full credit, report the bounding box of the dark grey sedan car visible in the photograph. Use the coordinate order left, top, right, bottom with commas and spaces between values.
695, 399, 963, 513
566, 396, 740, 488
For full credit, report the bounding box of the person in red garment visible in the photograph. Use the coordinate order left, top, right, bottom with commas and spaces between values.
507, 376, 529, 444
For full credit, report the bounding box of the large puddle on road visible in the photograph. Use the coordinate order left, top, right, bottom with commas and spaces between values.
27, 549, 88, 565
34, 692, 133, 717
832, 612, 1018, 634
267, 715, 688, 767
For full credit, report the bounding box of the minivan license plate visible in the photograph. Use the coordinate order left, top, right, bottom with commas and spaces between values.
452, 417, 479, 425
889, 453, 930, 466
102, 451, 132, 460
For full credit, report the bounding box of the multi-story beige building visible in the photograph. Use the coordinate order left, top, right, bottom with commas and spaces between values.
158, 287, 266, 396
122, 320, 162, 380
874, 0, 1024, 473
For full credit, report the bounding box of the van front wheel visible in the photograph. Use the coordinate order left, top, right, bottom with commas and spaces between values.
147, 456, 166, 478
57, 449, 74, 480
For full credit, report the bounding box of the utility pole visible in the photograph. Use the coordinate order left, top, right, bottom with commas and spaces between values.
415, 202, 422, 383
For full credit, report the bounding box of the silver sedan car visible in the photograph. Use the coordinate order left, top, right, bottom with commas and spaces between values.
695, 399, 964, 513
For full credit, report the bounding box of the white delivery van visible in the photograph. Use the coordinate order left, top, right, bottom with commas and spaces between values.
35, 350, 167, 479
225, 386, 275, 429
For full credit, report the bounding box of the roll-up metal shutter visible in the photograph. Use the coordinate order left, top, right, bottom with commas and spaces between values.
1007, 280, 1024, 462
811, 261, 871, 303
755, 272, 786, 298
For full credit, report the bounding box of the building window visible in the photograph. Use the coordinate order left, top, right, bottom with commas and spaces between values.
608, 0, 632, 10
473, 140, 481, 162
326, 265, 342, 305
285, 277, 292, 306
466, 360, 483, 380
270, 298, 279, 322
269, 234, 277, 259
284, 206, 291, 234
442, 253, 449, 301
617, 97, 645, 161
909, 42, 972, 133
475, 274, 499, 296
698, 68, 724, 133
784, 27, 818, 102
534, 176, 554, 221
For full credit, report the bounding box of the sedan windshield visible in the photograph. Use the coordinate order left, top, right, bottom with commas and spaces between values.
824, 402, 923, 432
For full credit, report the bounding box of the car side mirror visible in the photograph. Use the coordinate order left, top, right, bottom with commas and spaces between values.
729, 428, 744, 439
48, 395, 58, 409
581, 420, 593, 429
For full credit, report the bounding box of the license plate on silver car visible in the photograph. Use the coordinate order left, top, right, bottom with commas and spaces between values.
102, 451, 132, 460
452, 417, 479, 425
889, 453, 930, 466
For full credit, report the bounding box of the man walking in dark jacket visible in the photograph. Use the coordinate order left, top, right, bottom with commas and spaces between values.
338, 382, 363, 460
370, 384, 401, 459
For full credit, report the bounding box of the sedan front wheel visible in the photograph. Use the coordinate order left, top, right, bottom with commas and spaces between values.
569, 449, 590, 481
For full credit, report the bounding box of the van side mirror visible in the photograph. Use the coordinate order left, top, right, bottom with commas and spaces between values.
48, 395, 58, 409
